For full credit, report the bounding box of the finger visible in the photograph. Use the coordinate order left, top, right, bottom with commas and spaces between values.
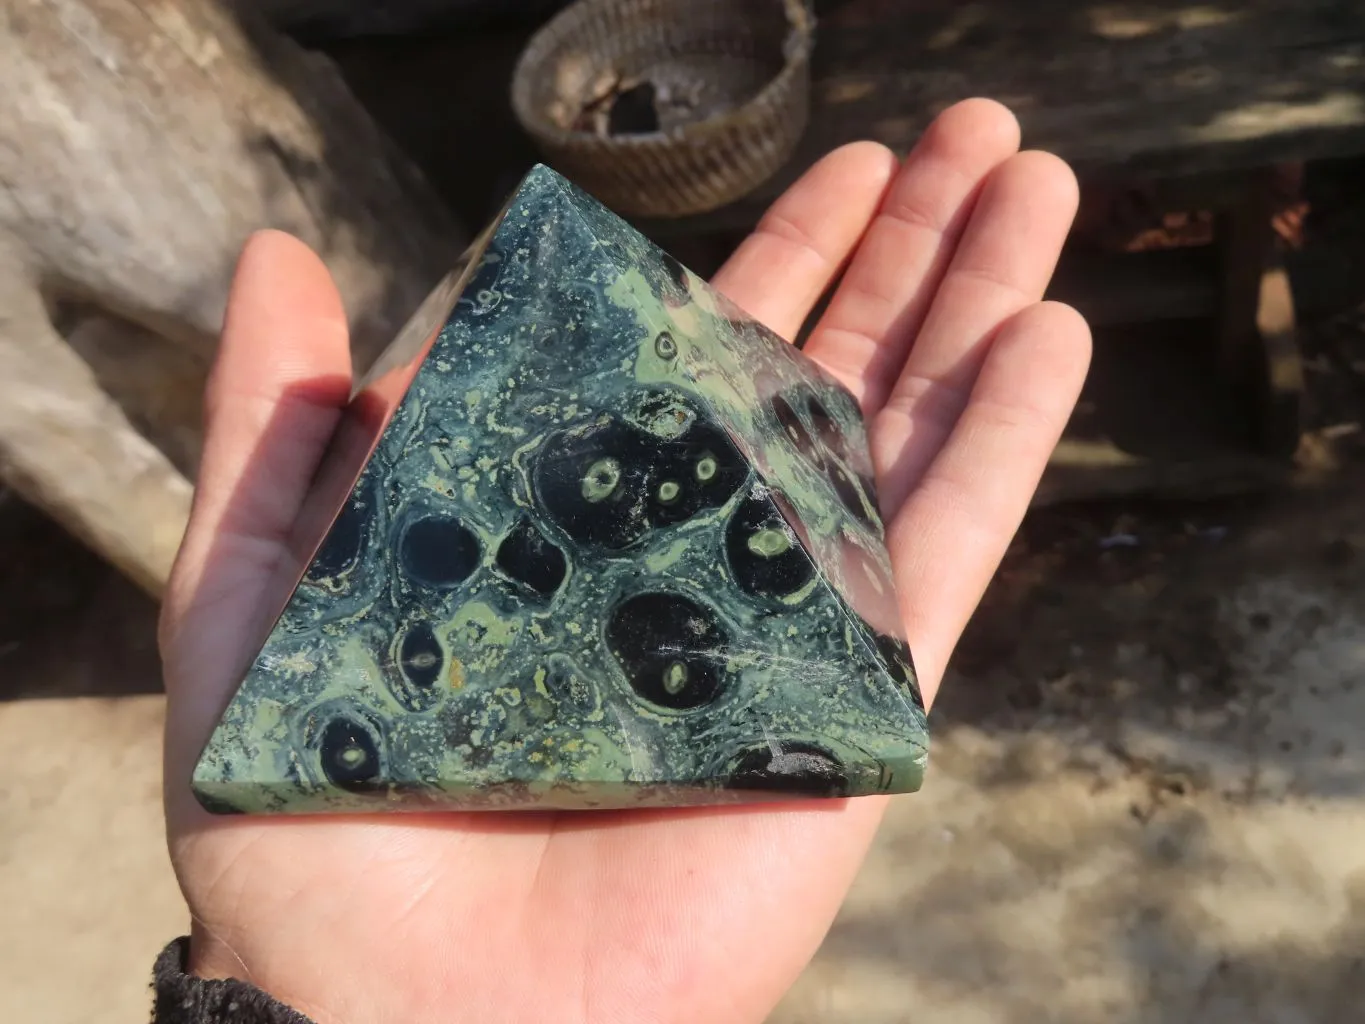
166, 231, 352, 598
161, 232, 351, 677
160, 232, 354, 822
712, 141, 898, 340
875, 150, 1079, 513
887, 301, 1091, 703
802, 98, 1021, 408
199, 231, 353, 541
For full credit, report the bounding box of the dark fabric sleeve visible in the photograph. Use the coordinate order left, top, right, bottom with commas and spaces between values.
151, 938, 316, 1024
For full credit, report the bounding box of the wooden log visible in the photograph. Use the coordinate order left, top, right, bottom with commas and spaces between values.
0, 0, 466, 596
642, 0, 1365, 235
0, 245, 194, 597
240, 0, 565, 38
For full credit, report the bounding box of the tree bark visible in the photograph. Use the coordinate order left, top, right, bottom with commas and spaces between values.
0, 0, 467, 595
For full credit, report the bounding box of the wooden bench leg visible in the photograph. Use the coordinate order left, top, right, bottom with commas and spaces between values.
1216, 169, 1304, 458
1255, 252, 1306, 458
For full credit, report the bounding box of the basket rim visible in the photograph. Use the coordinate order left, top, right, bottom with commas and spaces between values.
509, 0, 815, 152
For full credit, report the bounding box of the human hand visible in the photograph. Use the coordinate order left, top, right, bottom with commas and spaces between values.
160, 98, 1089, 1024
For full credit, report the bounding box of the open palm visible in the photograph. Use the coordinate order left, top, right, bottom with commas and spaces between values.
159, 99, 1090, 1024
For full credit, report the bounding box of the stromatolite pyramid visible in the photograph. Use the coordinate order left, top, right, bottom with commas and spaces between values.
191, 165, 929, 814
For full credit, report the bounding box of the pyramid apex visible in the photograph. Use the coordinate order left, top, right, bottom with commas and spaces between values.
515, 162, 574, 199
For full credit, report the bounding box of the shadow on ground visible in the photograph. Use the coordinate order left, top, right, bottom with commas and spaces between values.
0, 491, 161, 701
775, 480, 1365, 1023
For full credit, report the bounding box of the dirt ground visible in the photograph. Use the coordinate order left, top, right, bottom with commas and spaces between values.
4, 448, 1365, 1022
6, 289, 1365, 1022
777, 481, 1365, 1023
7, 5, 1365, 1018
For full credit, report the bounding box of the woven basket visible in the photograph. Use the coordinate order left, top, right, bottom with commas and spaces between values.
511, 0, 814, 218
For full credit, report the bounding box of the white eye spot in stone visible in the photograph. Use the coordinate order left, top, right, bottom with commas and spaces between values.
581, 457, 622, 502
662, 660, 689, 695
747, 527, 793, 559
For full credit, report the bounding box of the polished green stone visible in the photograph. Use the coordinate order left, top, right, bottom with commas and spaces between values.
191, 165, 928, 814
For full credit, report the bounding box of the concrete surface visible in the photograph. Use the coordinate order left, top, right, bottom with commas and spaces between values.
0, 493, 185, 1022
3, 477, 1365, 1023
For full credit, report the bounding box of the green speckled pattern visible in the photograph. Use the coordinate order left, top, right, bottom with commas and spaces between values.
191, 165, 928, 814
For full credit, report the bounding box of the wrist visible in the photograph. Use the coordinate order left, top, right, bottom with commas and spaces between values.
184, 924, 319, 1019
154, 936, 316, 1024
184, 924, 237, 981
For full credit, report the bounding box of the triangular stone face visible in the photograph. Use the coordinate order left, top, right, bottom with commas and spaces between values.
191, 165, 928, 814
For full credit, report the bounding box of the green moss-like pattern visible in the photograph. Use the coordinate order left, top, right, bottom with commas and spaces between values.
191, 166, 928, 814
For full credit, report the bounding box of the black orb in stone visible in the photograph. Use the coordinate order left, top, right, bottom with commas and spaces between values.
727, 742, 850, 797
495, 518, 569, 600
645, 422, 748, 527
827, 462, 878, 531
398, 622, 444, 689
769, 395, 819, 472
725, 493, 815, 600
534, 421, 653, 550
805, 396, 846, 458
606, 592, 730, 711
318, 716, 384, 793
305, 483, 374, 585
770, 394, 824, 469
655, 250, 692, 307
399, 515, 481, 589
870, 631, 923, 708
